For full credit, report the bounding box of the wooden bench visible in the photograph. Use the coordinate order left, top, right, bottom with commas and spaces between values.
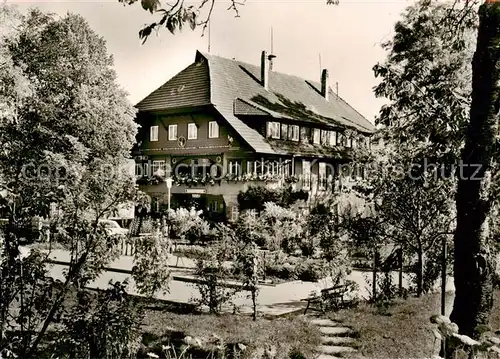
302, 284, 351, 314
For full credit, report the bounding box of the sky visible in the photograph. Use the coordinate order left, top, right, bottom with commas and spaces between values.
9, 0, 416, 123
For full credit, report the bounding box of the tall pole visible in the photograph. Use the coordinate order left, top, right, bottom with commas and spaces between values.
208, 21, 211, 53
441, 237, 447, 316
398, 247, 403, 297
441, 236, 447, 358
168, 186, 171, 211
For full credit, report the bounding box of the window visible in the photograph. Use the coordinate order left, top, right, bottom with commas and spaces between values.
290, 125, 300, 141
313, 129, 321, 144
329, 131, 337, 147
283, 160, 291, 177
168, 125, 177, 141
187, 123, 197, 140
346, 137, 352, 148
267, 122, 280, 139
300, 127, 309, 143
208, 121, 219, 138
319, 162, 327, 190
281, 124, 288, 140
337, 133, 344, 146
352, 138, 357, 148
302, 160, 311, 190
228, 160, 241, 175
321, 130, 329, 146
150, 126, 159, 142
152, 160, 166, 176
209, 201, 218, 212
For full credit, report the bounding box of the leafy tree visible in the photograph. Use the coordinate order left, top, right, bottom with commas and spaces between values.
193, 224, 240, 314
0, 7, 168, 357
449, 0, 500, 346
373, 0, 476, 163
234, 241, 261, 320
371, 0, 475, 300
237, 202, 305, 253
374, 0, 500, 345
358, 157, 455, 296
55, 281, 143, 359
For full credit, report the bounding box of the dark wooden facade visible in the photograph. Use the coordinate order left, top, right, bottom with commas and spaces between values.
133, 51, 375, 221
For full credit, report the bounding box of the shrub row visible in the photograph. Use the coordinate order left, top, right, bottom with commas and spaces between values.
264, 259, 324, 282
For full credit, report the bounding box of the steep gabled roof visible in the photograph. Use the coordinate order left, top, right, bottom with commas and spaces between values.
136, 58, 211, 111
199, 51, 374, 133
136, 50, 375, 155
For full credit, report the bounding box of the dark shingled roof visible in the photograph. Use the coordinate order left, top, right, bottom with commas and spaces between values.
136, 58, 211, 111
136, 50, 375, 155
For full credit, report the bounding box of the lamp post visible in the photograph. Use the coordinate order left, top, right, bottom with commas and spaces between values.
165, 177, 173, 211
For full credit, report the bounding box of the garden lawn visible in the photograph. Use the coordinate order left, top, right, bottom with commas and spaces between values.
141, 310, 321, 358
329, 290, 500, 359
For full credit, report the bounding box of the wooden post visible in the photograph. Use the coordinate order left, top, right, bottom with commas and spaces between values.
441, 237, 447, 316
372, 250, 378, 302
440, 237, 447, 357
399, 248, 403, 297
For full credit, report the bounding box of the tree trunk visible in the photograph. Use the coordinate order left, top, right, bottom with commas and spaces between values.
399, 248, 404, 297
251, 287, 257, 321
449, 1, 500, 345
416, 248, 424, 297
372, 249, 378, 302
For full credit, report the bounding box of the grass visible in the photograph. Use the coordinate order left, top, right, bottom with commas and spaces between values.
141, 309, 321, 359
328, 290, 500, 359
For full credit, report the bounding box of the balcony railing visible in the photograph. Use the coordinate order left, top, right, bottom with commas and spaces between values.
136, 172, 342, 192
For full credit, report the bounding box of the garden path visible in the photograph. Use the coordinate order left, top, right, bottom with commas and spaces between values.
44, 249, 456, 316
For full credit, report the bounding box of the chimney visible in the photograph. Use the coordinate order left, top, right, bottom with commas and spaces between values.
321, 69, 329, 101
261, 50, 269, 90
268, 54, 276, 71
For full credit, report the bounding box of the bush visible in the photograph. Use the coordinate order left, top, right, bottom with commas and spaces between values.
294, 260, 323, 282
262, 254, 324, 282
167, 207, 210, 244
237, 185, 309, 212
56, 282, 143, 358
174, 246, 211, 261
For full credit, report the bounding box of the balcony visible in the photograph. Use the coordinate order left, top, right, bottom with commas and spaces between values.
136, 172, 341, 197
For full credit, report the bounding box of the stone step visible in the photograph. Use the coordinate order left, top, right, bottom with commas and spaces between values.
310, 318, 341, 327
321, 336, 357, 346
319, 326, 354, 336
319, 345, 358, 355
316, 354, 343, 359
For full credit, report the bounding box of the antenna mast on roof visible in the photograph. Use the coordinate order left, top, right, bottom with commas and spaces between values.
268, 26, 276, 71
319, 53, 322, 77
208, 21, 211, 53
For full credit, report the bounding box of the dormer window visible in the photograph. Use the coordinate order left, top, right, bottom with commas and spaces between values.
321, 130, 329, 146
290, 125, 299, 141
312, 129, 321, 144
267, 122, 280, 139
281, 124, 288, 140
329, 131, 337, 147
